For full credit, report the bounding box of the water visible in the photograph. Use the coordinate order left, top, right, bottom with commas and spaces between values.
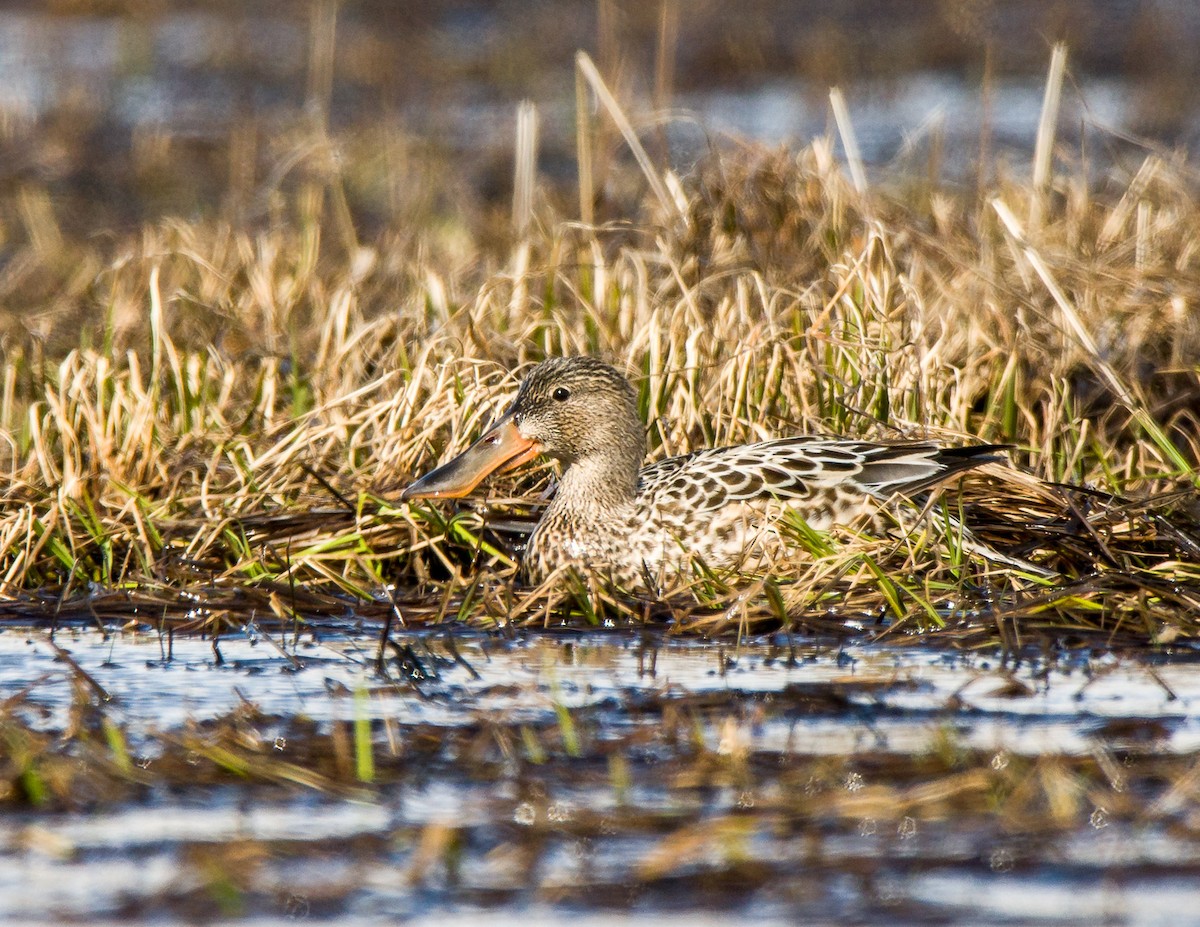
4, 628, 1200, 749
3, 627, 1200, 924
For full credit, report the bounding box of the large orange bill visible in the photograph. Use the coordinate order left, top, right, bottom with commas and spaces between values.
401, 412, 541, 501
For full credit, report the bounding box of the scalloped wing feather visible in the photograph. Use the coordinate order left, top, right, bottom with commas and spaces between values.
638, 438, 1004, 514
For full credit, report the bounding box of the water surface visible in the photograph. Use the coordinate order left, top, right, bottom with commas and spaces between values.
2, 628, 1199, 925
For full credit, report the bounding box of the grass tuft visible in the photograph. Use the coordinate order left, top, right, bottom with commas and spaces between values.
3, 107, 1200, 644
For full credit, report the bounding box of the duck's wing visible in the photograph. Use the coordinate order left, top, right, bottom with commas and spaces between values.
637, 438, 1006, 513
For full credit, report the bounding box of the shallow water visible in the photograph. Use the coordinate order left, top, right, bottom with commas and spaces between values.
3, 628, 1200, 751
3, 627, 1200, 924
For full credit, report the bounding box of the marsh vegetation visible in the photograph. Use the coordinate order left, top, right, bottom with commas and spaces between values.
4, 3, 1200, 923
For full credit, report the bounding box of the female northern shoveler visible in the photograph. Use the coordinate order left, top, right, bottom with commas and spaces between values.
402, 357, 1005, 587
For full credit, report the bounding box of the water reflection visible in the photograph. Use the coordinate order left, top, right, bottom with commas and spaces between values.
3, 628, 1200, 923
3, 629, 1198, 752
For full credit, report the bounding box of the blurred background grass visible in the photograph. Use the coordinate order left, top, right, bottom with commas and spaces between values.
6, 0, 1200, 233
2, 0, 1198, 356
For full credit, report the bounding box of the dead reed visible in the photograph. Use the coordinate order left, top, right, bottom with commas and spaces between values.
3, 56, 1200, 643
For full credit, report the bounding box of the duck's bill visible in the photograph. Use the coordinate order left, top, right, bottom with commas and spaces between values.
401, 413, 541, 501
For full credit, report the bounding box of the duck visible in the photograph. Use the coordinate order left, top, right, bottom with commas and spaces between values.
401, 356, 1005, 588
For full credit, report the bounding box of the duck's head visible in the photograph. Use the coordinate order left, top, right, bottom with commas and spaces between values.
401, 356, 644, 501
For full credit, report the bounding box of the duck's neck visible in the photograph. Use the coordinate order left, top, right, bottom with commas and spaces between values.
548, 446, 642, 520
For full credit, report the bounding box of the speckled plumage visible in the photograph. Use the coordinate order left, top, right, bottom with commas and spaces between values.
402, 357, 1005, 587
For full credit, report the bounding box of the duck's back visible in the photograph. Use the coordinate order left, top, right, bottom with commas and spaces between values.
637, 437, 1003, 520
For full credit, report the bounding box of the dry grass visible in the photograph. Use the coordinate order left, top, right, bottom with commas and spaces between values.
3, 66, 1200, 643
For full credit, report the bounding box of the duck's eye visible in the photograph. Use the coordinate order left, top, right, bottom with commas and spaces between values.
552, 387, 570, 402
